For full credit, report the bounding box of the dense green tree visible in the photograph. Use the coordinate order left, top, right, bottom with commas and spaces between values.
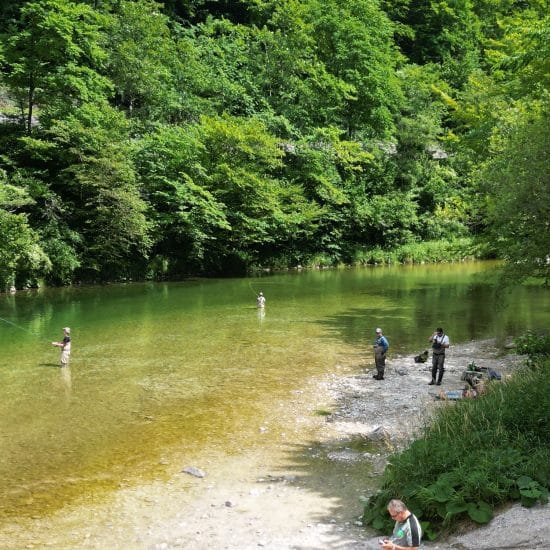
308, 0, 403, 138
382, 0, 482, 87
18, 102, 152, 280
481, 101, 549, 285
105, 0, 185, 122
0, 0, 545, 284
0, 168, 50, 288
133, 124, 230, 275
2, 0, 111, 132
197, 114, 320, 271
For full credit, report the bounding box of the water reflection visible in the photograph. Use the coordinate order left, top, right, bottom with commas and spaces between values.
60, 365, 72, 399
257, 307, 266, 322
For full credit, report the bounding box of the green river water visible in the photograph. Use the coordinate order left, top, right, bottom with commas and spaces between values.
0, 261, 548, 523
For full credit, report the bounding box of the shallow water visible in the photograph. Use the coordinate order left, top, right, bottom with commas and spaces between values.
0, 262, 547, 521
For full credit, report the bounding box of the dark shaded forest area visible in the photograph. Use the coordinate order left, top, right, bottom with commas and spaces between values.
0, 0, 548, 287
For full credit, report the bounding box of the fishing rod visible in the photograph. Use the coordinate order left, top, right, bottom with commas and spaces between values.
248, 281, 260, 297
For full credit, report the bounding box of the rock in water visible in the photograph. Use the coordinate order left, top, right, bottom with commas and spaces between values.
182, 466, 206, 478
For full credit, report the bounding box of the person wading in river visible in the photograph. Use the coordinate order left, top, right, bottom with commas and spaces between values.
428, 327, 449, 385
52, 327, 71, 366
373, 328, 389, 380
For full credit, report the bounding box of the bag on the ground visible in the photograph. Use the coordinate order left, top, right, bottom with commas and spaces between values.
414, 350, 429, 363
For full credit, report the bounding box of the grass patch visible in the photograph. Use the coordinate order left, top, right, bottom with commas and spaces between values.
351, 238, 480, 265
363, 334, 550, 539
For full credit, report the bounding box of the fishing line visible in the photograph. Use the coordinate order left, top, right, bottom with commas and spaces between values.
0, 316, 43, 338
248, 282, 259, 296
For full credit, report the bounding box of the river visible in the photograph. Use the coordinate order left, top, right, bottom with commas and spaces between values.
0, 261, 547, 524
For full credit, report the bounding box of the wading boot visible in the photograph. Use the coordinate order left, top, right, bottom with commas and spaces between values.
429, 365, 439, 385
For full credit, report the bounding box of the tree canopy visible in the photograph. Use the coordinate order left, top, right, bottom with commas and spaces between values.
0, 0, 547, 288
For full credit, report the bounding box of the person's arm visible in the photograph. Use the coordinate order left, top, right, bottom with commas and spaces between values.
442, 336, 450, 349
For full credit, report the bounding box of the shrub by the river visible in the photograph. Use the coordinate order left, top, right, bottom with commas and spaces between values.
362, 333, 550, 540
352, 238, 478, 266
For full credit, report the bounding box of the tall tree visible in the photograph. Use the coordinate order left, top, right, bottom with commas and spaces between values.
3, 0, 111, 132
0, 168, 50, 289
481, 102, 549, 285
105, 0, 184, 122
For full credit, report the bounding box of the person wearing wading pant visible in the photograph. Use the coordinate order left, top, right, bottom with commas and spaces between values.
428, 327, 449, 385
380, 499, 422, 550
373, 328, 389, 380
52, 327, 71, 366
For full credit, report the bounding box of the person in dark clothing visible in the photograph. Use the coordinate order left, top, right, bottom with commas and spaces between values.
428, 327, 449, 385
373, 328, 389, 380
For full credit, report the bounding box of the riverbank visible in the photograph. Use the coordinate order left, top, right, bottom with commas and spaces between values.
1, 339, 549, 549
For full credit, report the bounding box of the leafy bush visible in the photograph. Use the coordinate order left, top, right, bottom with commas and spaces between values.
351, 238, 475, 266
515, 332, 550, 359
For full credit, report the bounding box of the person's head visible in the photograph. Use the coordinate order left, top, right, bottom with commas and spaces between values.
259, 292, 263, 296
63, 327, 71, 335
436, 327, 443, 335
387, 499, 409, 522
376, 328, 382, 335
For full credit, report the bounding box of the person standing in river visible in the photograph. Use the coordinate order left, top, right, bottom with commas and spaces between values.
256, 291, 266, 308
52, 327, 71, 366
428, 327, 449, 385
373, 327, 389, 380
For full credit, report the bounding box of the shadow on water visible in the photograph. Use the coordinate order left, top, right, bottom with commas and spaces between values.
270, 436, 383, 537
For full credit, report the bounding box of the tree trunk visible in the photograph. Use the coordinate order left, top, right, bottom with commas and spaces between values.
27, 72, 35, 134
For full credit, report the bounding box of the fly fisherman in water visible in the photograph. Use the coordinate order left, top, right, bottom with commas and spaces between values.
256, 291, 266, 308
52, 327, 71, 366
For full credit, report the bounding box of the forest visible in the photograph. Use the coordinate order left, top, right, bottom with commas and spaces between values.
0, 0, 548, 288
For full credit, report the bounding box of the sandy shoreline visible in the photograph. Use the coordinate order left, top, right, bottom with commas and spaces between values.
2, 339, 549, 549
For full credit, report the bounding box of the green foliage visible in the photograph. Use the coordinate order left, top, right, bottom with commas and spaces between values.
0, 0, 545, 283
133, 123, 230, 275
350, 238, 476, 266
105, 0, 184, 122
383, 0, 483, 87
0, 169, 50, 288
516, 475, 549, 508
480, 101, 549, 286
363, 348, 550, 537
515, 332, 550, 359
3, 0, 111, 131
